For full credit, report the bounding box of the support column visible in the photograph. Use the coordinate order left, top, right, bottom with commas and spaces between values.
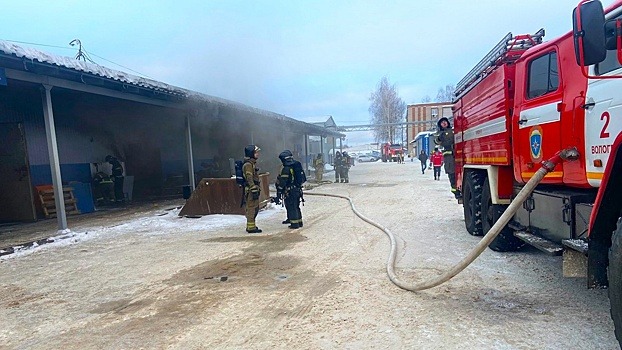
185, 114, 196, 190
339, 137, 343, 152
41, 84, 67, 231
304, 134, 309, 173
320, 136, 324, 155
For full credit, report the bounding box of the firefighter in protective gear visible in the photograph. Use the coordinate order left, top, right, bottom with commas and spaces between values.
277, 150, 303, 229
313, 153, 324, 183
105, 155, 125, 203
92, 170, 114, 204
334, 151, 343, 183
434, 117, 461, 199
341, 151, 351, 183
243, 145, 262, 233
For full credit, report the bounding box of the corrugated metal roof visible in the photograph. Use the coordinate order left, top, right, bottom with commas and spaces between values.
0, 39, 344, 137
0, 40, 187, 96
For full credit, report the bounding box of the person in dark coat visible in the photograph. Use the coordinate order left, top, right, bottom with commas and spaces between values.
434, 117, 462, 199
276, 150, 303, 229
105, 155, 125, 203
334, 151, 343, 183
418, 150, 429, 174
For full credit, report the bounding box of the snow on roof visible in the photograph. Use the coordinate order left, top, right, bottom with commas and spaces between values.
0, 39, 187, 95
0, 40, 343, 136
414, 131, 435, 140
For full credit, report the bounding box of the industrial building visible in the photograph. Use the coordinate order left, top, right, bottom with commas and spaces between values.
406, 102, 452, 156
0, 40, 343, 231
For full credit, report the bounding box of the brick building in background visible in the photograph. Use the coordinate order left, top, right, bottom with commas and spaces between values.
406, 102, 453, 156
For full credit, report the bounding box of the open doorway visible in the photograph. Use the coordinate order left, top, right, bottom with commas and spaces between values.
0, 123, 36, 222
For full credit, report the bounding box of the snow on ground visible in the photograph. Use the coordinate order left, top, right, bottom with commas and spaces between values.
0, 203, 286, 261
0, 160, 618, 349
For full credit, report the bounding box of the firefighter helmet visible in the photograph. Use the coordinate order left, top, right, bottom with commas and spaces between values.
244, 145, 261, 158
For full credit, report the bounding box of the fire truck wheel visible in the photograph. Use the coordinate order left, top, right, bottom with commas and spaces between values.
482, 177, 525, 252
608, 217, 622, 345
462, 171, 484, 236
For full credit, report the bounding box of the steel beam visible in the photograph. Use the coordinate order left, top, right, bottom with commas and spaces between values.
304, 134, 309, 173
41, 84, 68, 231
337, 121, 435, 132
6, 68, 182, 109
185, 114, 196, 190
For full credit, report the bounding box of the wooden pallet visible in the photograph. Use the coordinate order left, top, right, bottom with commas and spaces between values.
37, 187, 80, 219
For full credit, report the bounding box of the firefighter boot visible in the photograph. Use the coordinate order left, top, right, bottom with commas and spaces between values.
282, 219, 290, 224
246, 227, 263, 233
288, 223, 301, 229
345, 178, 349, 183
453, 189, 462, 200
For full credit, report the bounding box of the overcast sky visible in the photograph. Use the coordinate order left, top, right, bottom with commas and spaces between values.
2, 0, 613, 145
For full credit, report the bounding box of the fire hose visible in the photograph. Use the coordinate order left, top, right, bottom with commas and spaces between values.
304, 148, 579, 292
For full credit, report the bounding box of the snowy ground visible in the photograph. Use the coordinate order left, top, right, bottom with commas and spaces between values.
0, 160, 619, 349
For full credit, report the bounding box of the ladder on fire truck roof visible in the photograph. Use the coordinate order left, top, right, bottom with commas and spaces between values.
454, 28, 545, 101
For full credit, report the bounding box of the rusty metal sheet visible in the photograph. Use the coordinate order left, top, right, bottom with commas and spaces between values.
179, 173, 271, 216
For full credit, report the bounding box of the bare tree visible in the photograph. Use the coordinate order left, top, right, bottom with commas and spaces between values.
435, 84, 455, 103
421, 95, 432, 103
368, 76, 406, 144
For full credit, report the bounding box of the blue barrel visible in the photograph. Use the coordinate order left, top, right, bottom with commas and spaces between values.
182, 185, 192, 200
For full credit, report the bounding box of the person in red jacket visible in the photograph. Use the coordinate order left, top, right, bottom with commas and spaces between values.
430, 147, 443, 181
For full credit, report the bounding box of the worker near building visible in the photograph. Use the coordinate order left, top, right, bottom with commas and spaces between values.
334, 151, 343, 183
313, 153, 324, 183
105, 155, 125, 203
92, 169, 114, 205
243, 145, 262, 233
434, 118, 461, 199
430, 147, 443, 180
418, 150, 429, 174
276, 150, 304, 229
342, 151, 351, 183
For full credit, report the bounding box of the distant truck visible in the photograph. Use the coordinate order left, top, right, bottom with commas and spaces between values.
381, 143, 403, 162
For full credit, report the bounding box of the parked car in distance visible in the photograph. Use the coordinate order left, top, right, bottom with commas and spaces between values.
358, 154, 378, 162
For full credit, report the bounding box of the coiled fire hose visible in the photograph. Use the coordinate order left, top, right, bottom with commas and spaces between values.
304, 148, 579, 292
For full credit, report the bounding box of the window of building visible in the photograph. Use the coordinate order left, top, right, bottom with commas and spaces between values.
431, 107, 438, 118
527, 51, 559, 99
442, 107, 452, 118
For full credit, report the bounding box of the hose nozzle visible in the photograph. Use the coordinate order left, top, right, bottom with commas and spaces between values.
542, 147, 580, 172
559, 147, 580, 161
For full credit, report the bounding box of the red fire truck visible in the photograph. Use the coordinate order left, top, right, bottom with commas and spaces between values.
381, 143, 403, 162
453, 0, 622, 343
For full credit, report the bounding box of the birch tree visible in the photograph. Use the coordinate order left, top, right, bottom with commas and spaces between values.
435, 84, 455, 103
368, 76, 406, 144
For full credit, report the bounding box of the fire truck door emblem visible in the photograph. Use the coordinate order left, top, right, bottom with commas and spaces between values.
529, 127, 542, 161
